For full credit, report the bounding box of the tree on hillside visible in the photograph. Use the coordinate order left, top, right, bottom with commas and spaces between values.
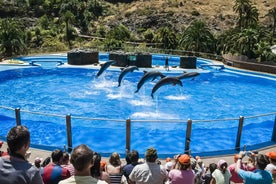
0, 18, 27, 57
154, 27, 177, 50
233, 0, 259, 29
266, 7, 276, 42
233, 0, 250, 28
179, 20, 215, 53
61, 11, 75, 49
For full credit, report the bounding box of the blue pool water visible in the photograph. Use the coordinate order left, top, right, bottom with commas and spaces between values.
0, 54, 275, 157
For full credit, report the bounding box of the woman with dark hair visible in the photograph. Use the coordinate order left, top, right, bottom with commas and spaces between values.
210, 160, 231, 184
90, 152, 110, 183
202, 163, 217, 184
236, 151, 272, 184
168, 154, 195, 184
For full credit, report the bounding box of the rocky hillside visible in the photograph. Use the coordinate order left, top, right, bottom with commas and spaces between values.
99, 0, 275, 35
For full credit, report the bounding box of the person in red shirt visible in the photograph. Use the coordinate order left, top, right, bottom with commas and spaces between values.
41, 149, 70, 184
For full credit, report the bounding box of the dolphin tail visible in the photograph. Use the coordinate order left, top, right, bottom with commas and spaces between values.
135, 89, 139, 93
151, 93, 154, 98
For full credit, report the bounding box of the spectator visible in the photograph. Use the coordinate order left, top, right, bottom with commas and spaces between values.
195, 157, 205, 184
202, 163, 217, 184
0, 141, 6, 156
34, 157, 43, 169
91, 152, 110, 183
123, 150, 140, 183
265, 151, 276, 183
168, 154, 195, 184
0, 125, 43, 184
244, 151, 256, 171
106, 152, 124, 184
59, 144, 107, 184
129, 147, 168, 184
165, 157, 173, 173
101, 160, 107, 172
210, 160, 231, 184
41, 149, 71, 184
236, 151, 272, 184
61, 151, 75, 176
228, 154, 244, 183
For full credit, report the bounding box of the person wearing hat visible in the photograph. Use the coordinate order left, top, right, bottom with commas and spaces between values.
236, 151, 272, 184
129, 147, 168, 184
265, 151, 276, 183
211, 159, 231, 184
0, 125, 43, 184
228, 154, 244, 184
168, 154, 195, 184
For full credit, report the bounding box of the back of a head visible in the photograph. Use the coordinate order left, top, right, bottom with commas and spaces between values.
70, 144, 94, 172
91, 152, 101, 177
256, 154, 270, 170
62, 152, 70, 164
218, 160, 228, 173
7, 125, 30, 154
130, 150, 139, 164
51, 149, 63, 163
145, 147, 157, 162
109, 152, 121, 166
178, 154, 191, 170
209, 163, 217, 174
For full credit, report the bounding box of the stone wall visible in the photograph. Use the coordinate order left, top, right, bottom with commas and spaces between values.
109, 52, 152, 68
67, 49, 98, 65
179, 56, 197, 69
223, 54, 276, 74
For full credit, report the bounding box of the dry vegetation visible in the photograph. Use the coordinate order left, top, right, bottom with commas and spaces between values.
102, 0, 276, 34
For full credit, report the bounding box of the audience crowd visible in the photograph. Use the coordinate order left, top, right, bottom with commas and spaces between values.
0, 125, 275, 184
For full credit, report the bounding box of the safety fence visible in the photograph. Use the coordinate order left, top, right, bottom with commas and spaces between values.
1, 106, 275, 155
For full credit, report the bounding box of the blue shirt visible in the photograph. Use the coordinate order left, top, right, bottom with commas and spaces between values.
238, 169, 272, 184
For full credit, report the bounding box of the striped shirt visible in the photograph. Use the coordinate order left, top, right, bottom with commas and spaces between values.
41, 163, 71, 184
109, 173, 123, 184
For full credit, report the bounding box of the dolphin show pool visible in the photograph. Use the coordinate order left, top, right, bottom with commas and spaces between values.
0, 53, 275, 158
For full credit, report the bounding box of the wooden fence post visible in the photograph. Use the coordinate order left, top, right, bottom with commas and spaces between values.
126, 118, 131, 154
271, 115, 276, 142
185, 119, 192, 154
235, 116, 244, 151
66, 114, 72, 152
15, 108, 21, 126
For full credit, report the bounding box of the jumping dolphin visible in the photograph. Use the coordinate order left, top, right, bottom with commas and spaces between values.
151, 77, 183, 98
176, 72, 200, 80
135, 71, 166, 93
96, 60, 116, 78
118, 66, 139, 87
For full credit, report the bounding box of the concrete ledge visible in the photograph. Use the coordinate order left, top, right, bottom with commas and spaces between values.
223, 54, 276, 74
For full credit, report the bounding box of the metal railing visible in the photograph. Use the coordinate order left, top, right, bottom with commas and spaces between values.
1, 106, 275, 155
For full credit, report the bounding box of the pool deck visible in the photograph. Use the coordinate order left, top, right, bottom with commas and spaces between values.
0, 142, 275, 166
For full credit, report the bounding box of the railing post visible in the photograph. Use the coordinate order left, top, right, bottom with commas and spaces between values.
185, 119, 192, 154
271, 115, 276, 142
66, 114, 72, 152
235, 116, 244, 151
15, 108, 21, 126
126, 118, 131, 154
